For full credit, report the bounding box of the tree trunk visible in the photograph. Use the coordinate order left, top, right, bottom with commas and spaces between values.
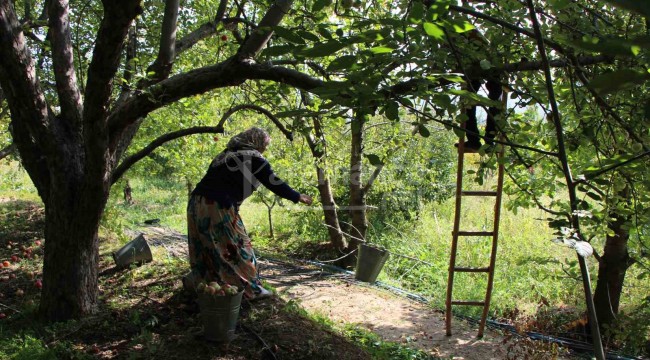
316, 165, 346, 249
342, 114, 367, 268
39, 167, 110, 321
267, 206, 275, 240
305, 114, 346, 250
593, 212, 631, 330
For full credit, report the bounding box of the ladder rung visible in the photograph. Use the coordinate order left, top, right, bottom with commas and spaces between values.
453, 267, 490, 273
461, 190, 498, 196
455, 231, 494, 237
451, 301, 486, 306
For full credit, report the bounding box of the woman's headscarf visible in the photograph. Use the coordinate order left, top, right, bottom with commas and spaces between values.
226, 127, 269, 152
210, 127, 270, 168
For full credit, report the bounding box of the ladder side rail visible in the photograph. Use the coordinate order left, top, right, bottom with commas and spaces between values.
445, 136, 467, 336
477, 145, 506, 336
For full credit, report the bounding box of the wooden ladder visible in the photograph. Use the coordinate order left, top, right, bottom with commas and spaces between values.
445, 134, 505, 338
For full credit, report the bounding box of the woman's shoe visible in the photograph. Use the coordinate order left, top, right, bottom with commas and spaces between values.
250, 287, 273, 301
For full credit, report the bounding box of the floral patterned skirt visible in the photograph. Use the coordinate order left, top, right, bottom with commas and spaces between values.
187, 194, 264, 299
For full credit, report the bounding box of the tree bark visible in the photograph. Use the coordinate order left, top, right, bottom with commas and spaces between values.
342, 112, 368, 268
593, 211, 632, 330
40, 186, 107, 320
316, 165, 346, 249
267, 203, 275, 240
304, 115, 347, 250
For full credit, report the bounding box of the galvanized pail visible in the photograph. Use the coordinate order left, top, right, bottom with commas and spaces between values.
198, 290, 244, 342
355, 243, 390, 283
112, 234, 153, 268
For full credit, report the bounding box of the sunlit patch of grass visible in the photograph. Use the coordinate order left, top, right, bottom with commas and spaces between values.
0, 161, 39, 201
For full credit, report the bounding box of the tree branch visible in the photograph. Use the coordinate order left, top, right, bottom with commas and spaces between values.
111, 125, 222, 184
143, 0, 179, 84
580, 150, 650, 181
83, 0, 143, 183
568, 55, 649, 153
237, 0, 293, 59
362, 164, 384, 194
107, 59, 327, 149
0, 143, 15, 161
83, 0, 142, 135
526, 2, 604, 358
217, 104, 293, 141
449, 4, 565, 53
505, 171, 565, 216
48, 0, 83, 126
0, 0, 52, 150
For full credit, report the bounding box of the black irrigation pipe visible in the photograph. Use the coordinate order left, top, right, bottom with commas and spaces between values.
258, 253, 643, 360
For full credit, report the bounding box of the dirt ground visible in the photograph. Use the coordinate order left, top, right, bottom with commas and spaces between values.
258, 258, 573, 360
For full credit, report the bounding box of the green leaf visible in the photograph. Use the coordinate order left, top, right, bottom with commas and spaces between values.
423, 22, 444, 40
418, 124, 430, 137
327, 55, 358, 71
409, 2, 425, 24
273, 27, 305, 44
571, 35, 648, 56
300, 41, 347, 57
317, 26, 333, 40
274, 109, 311, 118
449, 19, 475, 33
297, 30, 320, 42
604, 0, 650, 17
479, 59, 492, 70
585, 192, 602, 201
589, 69, 650, 94
262, 45, 294, 57
312, 0, 332, 12
384, 101, 399, 120
548, 0, 571, 10
365, 154, 384, 166
369, 46, 393, 54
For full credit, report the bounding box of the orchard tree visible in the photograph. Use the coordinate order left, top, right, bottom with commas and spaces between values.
0, 0, 318, 321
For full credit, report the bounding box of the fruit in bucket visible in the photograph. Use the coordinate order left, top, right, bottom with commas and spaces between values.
208, 282, 221, 291
196, 281, 239, 297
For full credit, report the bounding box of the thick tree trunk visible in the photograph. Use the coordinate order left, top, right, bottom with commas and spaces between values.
39, 166, 110, 321
342, 115, 367, 268
593, 213, 631, 330
315, 165, 346, 249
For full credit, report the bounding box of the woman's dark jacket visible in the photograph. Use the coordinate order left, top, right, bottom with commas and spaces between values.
192, 151, 300, 208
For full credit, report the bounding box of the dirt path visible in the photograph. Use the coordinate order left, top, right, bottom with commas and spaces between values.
260, 259, 536, 360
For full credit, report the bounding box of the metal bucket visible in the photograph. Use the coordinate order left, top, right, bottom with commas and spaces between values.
198, 290, 244, 343
112, 234, 153, 268
355, 243, 390, 283
182, 269, 201, 294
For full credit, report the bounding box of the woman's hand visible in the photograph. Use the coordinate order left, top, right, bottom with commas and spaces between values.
299, 194, 313, 205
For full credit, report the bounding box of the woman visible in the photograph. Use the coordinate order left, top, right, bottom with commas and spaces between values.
187, 127, 312, 299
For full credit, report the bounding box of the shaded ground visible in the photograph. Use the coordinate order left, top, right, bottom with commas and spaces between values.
0, 202, 573, 359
